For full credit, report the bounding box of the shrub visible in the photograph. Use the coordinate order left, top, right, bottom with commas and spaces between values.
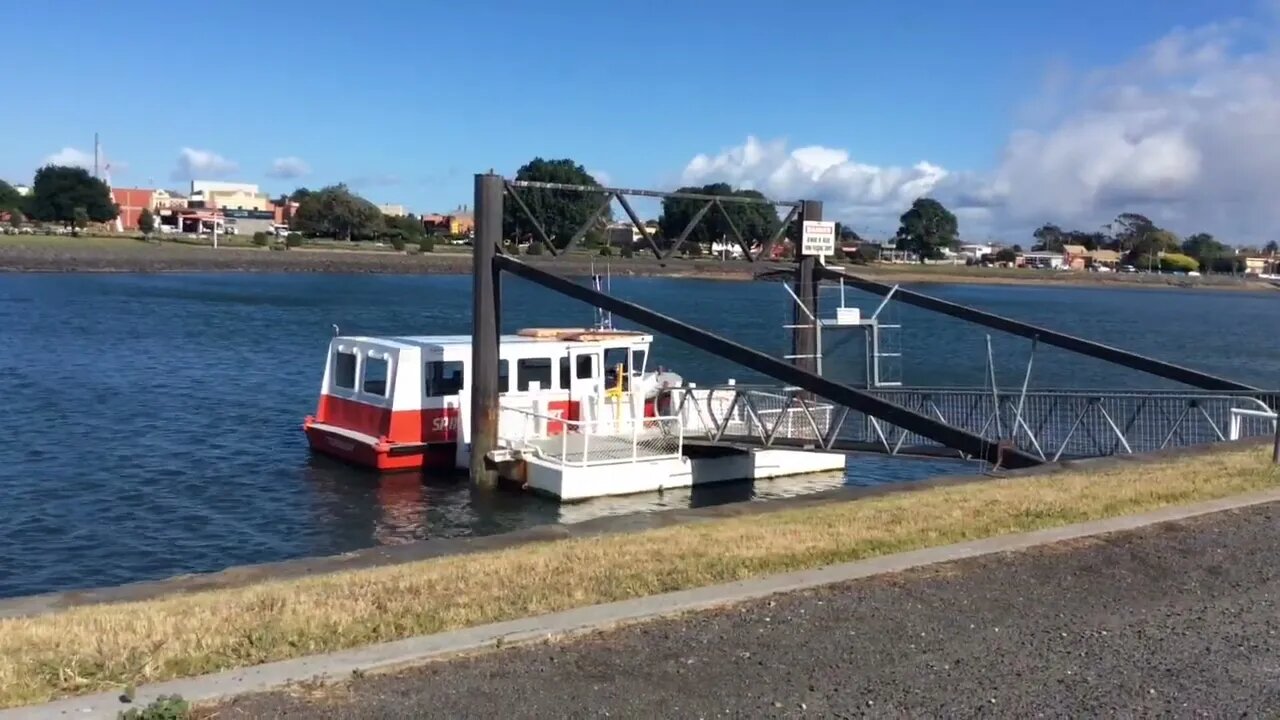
620, 245, 635, 259
252, 231, 269, 247
389, 237, 406, 251
598, 245, 613, 257
525, 242, 544, 256
419, 238, 434, 253
1160, 252, 1200, 273
285, 232, 303, 248
118, 694, 190, 719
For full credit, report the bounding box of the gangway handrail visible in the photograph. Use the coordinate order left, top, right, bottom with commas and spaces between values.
499, 404, 684, 468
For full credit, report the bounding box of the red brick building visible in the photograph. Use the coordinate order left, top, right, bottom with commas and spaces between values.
110, 188, 155, 230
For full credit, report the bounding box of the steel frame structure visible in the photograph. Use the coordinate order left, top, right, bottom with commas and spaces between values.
469, 172, 1268, 486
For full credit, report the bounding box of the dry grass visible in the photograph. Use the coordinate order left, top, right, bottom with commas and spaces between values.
2, 447, 1277, 709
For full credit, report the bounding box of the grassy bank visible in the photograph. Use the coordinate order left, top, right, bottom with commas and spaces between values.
2, 234, 1277, 290
1, 447, 1277, 709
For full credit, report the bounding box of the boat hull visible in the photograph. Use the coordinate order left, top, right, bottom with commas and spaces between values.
304, 424, 456, 472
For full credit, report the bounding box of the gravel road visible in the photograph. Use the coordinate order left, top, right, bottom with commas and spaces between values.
206, 501, 1280, 719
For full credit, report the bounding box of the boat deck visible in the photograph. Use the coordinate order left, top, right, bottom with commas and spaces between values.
518, 430, 680, 465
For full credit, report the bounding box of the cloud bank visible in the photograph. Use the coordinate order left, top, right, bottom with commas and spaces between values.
172, 148, 237, 180
680, 16, 1280, 243
268, 156, 310, 179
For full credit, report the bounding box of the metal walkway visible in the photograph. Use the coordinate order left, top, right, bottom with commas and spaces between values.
665, 385, 1279, 463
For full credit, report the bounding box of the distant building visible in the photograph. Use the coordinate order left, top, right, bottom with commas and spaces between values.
152, 189, 187, 210
1062, 244, 1089, 270
957, 243, 994, 260
110, 188, 155, 230
1020, 251, 1066, 269
1086, 249, 1121, 269
423, 206, 475, 236
377, 203, 408, 217
188, 180, 271, 212
13, 184, 30, 196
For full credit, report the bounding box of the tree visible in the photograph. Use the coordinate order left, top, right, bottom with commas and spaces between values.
1111, 212, 1156, 253
25, 165, 117, 228
289, 187, 313, 202
8, 208, 25, 228
292, 184, 383, 241
994, 248, 1018, 264
0, 179, 21, 212
1265, 240, 1279, 256
1181, 232, 1228, 263
895, 198, 958, 262
659, 183, 780, 254
137, 208, 156, 237
836, 222, 862, 243
1135, 228, 1180, 257
1012, 243, 1024, 253
381, 213, 426, 243
503, 158, 612, 248
1032, 224, 1065, 252
71, 206, 89, 236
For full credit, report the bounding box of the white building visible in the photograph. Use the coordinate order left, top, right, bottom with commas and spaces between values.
958, 243, 995, 260
13, 184, 31, 196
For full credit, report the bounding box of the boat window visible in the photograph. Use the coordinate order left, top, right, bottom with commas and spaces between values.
576, 354, 596, 380
559, 356, 569, 388
516, 357, 555, 391
631, 348, 648, 376
334, 351, 357, 390
363, 356, 389, 396
425, 360, 465, 397
603, 347, 629, 389
498, 359, 510, 393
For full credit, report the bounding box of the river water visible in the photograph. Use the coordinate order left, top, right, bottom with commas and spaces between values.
1, 273, 1277, 599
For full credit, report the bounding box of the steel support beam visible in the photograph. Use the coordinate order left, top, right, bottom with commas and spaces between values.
470, 173, 504, 488
792, 201, 821, 377
510, 179, 801, 207
494, 255, 1041, 468
815, 265, 1257, 392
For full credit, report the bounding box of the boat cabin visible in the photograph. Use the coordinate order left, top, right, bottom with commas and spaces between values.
303, 329, 655, 471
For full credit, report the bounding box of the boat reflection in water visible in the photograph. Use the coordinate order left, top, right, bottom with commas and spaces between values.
301, 453, 968, 555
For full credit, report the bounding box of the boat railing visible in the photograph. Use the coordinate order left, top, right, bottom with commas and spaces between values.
499, 404, 684, 467
662, 384, 837, 445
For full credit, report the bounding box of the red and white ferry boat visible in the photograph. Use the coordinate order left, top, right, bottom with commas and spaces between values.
304, 327, 847, 500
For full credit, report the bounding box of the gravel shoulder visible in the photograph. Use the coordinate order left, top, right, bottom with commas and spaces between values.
208, 501, 1280, 719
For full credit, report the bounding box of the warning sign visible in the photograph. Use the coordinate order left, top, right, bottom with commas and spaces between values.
801, 220, 836, 256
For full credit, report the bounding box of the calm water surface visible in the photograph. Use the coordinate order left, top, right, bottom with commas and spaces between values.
1, 273, 1276, 598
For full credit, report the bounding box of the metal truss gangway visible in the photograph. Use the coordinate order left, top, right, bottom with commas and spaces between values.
664, 384, 1279, 463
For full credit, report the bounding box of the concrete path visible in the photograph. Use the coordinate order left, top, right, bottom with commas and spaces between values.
214, 497, 1280, 718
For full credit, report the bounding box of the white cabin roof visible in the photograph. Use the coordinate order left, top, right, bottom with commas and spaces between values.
335, 329, 653, 353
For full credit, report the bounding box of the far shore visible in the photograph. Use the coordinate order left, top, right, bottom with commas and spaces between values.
1, 235, 1277, 292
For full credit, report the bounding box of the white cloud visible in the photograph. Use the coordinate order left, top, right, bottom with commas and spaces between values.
679, 14, 1280, 243
172, 147, 237, 180
43, 147, 94, 169
267, 156, 310, 179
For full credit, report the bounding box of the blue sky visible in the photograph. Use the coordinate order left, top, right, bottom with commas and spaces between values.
5, 0, 1278, 240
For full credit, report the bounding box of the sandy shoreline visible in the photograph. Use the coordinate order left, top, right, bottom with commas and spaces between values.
1, 244, 1275, 292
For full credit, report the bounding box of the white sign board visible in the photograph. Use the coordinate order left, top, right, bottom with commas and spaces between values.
801, 220, 836, 256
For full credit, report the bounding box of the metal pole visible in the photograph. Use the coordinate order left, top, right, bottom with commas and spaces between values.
470, 173, 504, 488
986, 335, 1003, 439
1272, 413, 1279, 464
792, 200, 822, 377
